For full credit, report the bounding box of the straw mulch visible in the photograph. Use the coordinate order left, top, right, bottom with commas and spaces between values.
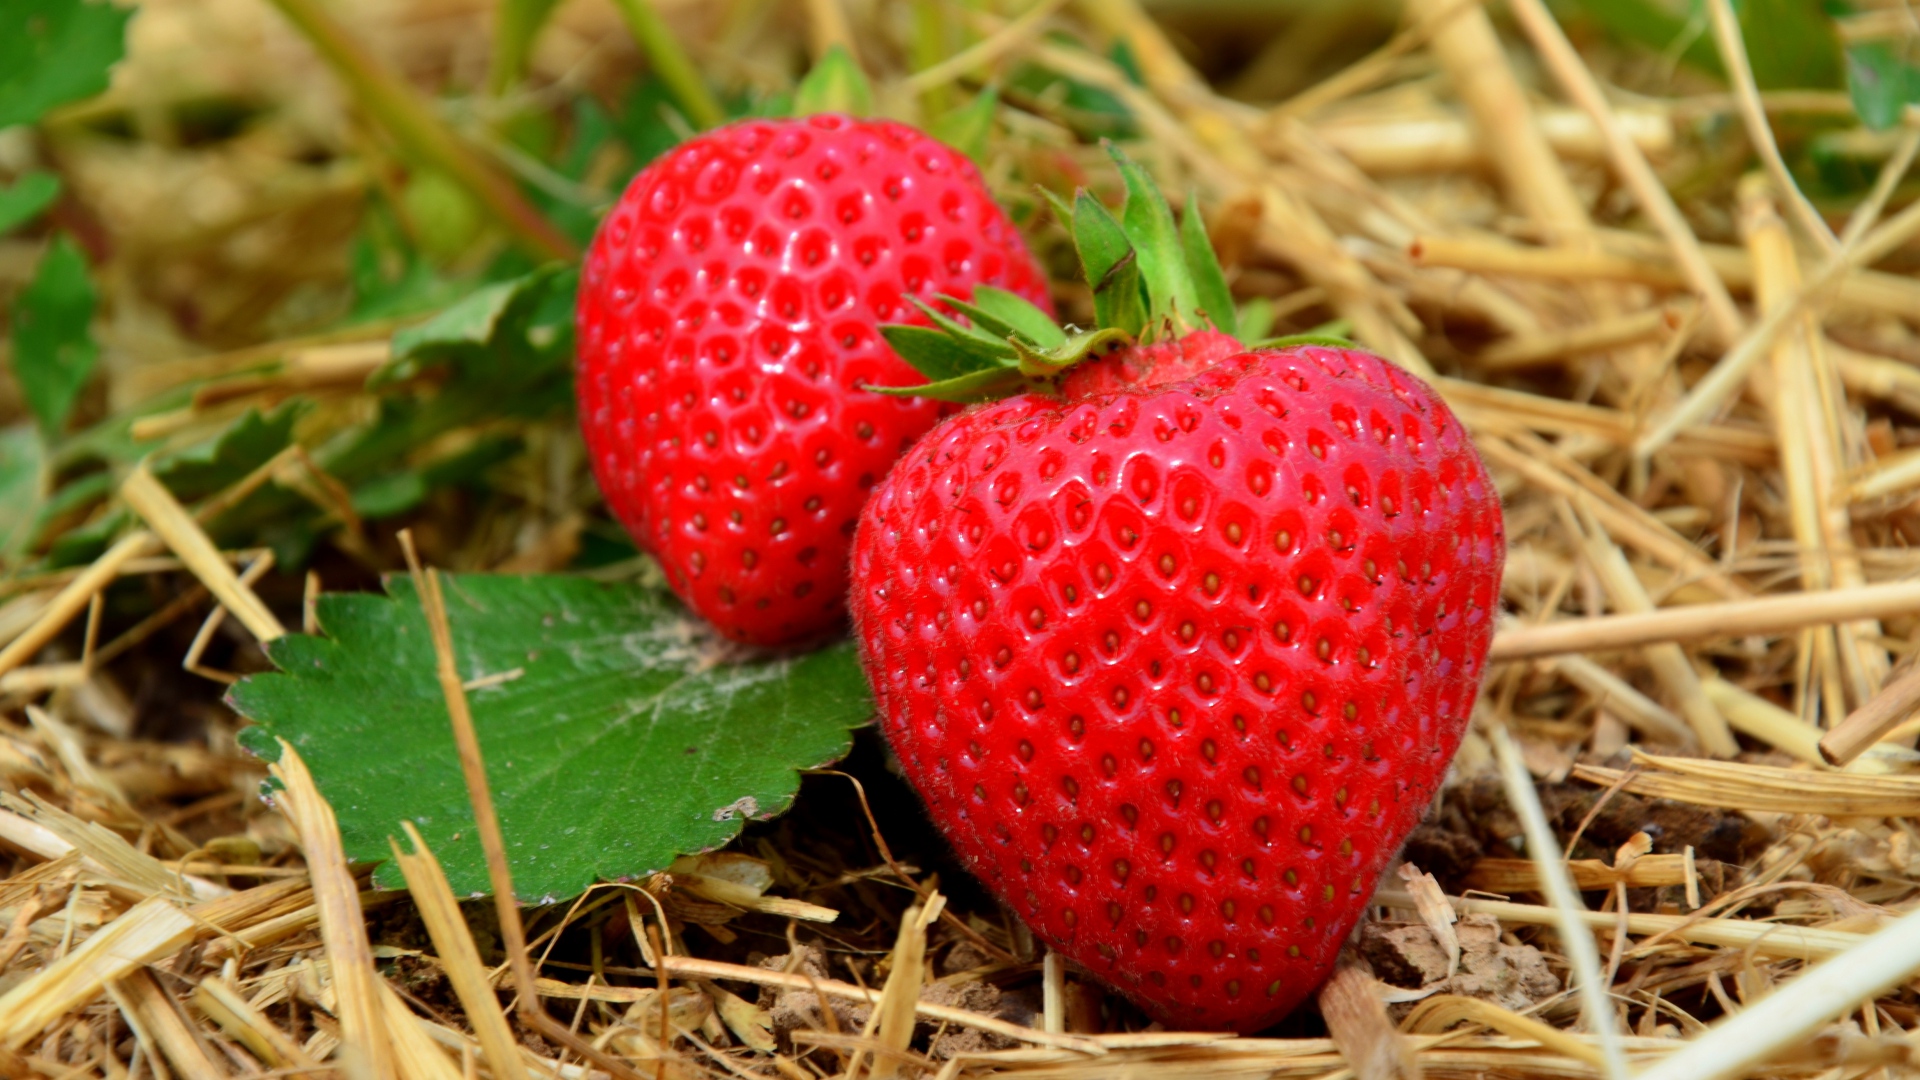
5, 0, 1920, 1077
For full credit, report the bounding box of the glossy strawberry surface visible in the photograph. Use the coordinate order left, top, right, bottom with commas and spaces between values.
577, 114, 1052, 645
851, 336, 1503, 1031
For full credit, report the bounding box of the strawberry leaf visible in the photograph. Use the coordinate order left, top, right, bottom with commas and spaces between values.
1252, 332, 1360, 350
0, 0, 133, 129
954, 285, 1066, 348
231, 573, 871, 900
878, 324, 1014, 383
373, 264, 573, 389
10, 235, 99, 438
1011, 327, 1130, 377
904, 294, 1017, 354
1070, 191, 1147, 338
1180, 190, 1237, 340
0, 172, 61, 236
0, 423, 44, 564
155, 403, 304, 503
929, 86, 998, 164
1107, 144, 1200, 335
865, 367, 1025, 403
793, 44, 873, 118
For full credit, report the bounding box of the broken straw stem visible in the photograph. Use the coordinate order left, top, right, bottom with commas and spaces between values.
1487, 580, 1920, 662
1632, 901, 1920, 1080
1819, 664, 1920, 766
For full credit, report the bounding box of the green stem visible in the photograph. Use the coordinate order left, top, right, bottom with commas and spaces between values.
908, 0, 953, 120
488, 0, 563, 97
264, 0, 579, 263
606, 0, 728, 130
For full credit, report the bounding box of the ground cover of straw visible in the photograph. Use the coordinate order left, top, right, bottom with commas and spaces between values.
7, 1, 1920, 1078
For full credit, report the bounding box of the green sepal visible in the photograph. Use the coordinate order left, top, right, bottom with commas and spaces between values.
1250, 333, 1358, 351
1071, 191, 1147, 338
877, 323, 1014, 383
903, 295, 1017, 354
1040, 187, 1077, 231
939, 285, 1065, 348
1237, 296, 1276, 343
793, 45, 874, 117
865, 367, 1025, 403
1181, 190, 1237, 340
930, 85, 997, 163
1011, 327, 1130, 378
1108, 143, 1199, 337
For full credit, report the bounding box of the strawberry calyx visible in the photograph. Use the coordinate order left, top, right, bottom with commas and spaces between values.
869, 143, 1246, 404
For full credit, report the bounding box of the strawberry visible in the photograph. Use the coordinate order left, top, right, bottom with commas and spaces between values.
849, 150, 1503, 1032
576, 113, 1052, 646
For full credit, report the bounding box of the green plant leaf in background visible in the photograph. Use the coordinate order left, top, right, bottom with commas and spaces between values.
1564, 0, 1842, 89
153, 403, 305, 502
231, 574, 872, 898
793, 45, 875, 118
10, 235, 99, 437
1847, 39, 1920, 130
0, 424, 45, 561
1737, 0, 1843, 90
1180, 191, 1237, 340
0, 172, 61, 235
930, 87, 999, 164
0, 0, 134, 129
373, 263, 573, 388
487, 0, 563, 95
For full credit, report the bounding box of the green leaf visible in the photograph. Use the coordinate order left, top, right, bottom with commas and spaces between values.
1180, 191, 1237, 340
377, 265, 573, 388
0, 0, 133, 128
353, 433, 523, 518
230, 573, 871, 899
792, 45, 874, 118
865, 366, 1026, 403
345, 209, 466, 323
877, 324, 1014, 383
1071, 191, 1147, 337
905, 294, 1019, 352
1237, 296, 1276, 343
935, 288, 1067, 351
1847, 41, 1920, 130
153, 403, 304, 503
10, 235, 98, 437
1011, 327, 1131, 377
1561, 0, 1722, 79
488, 0, 562, 94
1737, 0, 1842, 91
1006, 53, 1137, 142
611, 78, 687, 170
1566, 0, 1841, 89
929, 86, 997, 163
0, 424, 45, 562
45, 511, 121, 568
0, 172, 60, 235
1251, 332, 1359, 351
1108, 144, 1200, 332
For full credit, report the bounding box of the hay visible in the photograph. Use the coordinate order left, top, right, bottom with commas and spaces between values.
8, 0, 1920, 1077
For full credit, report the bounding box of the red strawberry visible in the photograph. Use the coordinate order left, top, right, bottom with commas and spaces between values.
576, 113, 1052, 646
849, 153, 1503, 1032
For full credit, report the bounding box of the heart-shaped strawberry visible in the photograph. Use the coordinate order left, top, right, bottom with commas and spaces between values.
849, 150, 1503, 1032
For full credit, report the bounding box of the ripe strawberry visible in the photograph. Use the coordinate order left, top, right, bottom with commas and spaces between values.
576, 114, 1052, 646
850, 152, 1503, 1032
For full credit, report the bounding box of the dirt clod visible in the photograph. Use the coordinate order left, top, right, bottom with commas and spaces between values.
1362, 914, 1561, 1014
